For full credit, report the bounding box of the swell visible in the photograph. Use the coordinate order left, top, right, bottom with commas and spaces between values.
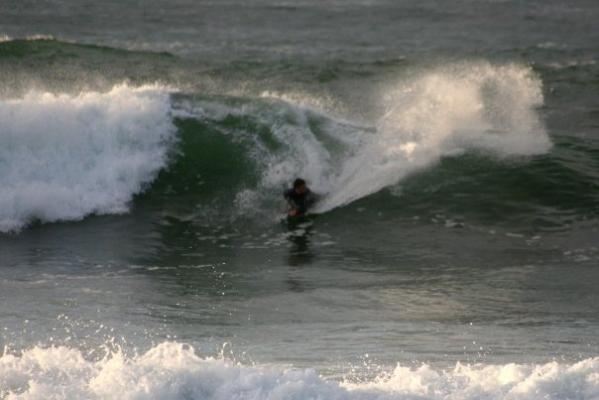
0, 38, 179, 98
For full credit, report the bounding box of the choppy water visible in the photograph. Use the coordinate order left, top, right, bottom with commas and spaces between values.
0, 1, 598, 398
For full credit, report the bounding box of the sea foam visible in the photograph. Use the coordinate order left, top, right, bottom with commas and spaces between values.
0, 342, 597, 399
0, 84, 175, 232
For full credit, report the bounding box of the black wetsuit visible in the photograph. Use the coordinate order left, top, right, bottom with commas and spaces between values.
284, 188, 316, 215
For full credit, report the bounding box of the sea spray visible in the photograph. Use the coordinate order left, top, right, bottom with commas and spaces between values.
315, 62, 551, 212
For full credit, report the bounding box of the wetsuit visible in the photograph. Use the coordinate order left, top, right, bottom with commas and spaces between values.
284, 188, 316, 216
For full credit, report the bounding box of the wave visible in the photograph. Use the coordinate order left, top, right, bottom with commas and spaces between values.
0, 342, 597, 399
0, 84, 175, 232
0, 61, 557, 232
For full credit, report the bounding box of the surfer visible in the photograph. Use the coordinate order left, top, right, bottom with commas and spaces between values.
284, 178, 317, 217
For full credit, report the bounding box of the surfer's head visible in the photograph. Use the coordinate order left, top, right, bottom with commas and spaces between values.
293, 178, 307, 194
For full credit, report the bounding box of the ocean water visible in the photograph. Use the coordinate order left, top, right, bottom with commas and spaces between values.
0, 0, 598, 398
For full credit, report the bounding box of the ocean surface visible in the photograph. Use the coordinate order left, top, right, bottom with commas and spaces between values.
1, 0, 598, 398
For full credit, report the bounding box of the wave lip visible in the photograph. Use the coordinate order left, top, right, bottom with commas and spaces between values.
0, 342, 597, 399
0, 84, 175, 232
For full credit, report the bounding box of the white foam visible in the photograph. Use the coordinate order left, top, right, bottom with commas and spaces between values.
0, 84, 175, 232
547, 59, 597, 69
0, 34, 56, 43
0, 342, 597, 399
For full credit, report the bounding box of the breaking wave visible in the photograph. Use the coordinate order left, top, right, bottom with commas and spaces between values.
0, 342, 597, 399
0, 60, 555, 232
0, 84, 175, 232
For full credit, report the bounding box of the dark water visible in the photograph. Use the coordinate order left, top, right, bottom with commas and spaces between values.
0, 1, 598, 398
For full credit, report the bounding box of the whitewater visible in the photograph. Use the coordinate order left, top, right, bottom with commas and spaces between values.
1, 342, 597, 400
0, 85, 175, 232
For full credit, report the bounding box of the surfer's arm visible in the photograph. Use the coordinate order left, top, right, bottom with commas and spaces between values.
283, 190, 300, 212
305, 191, 318, 208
